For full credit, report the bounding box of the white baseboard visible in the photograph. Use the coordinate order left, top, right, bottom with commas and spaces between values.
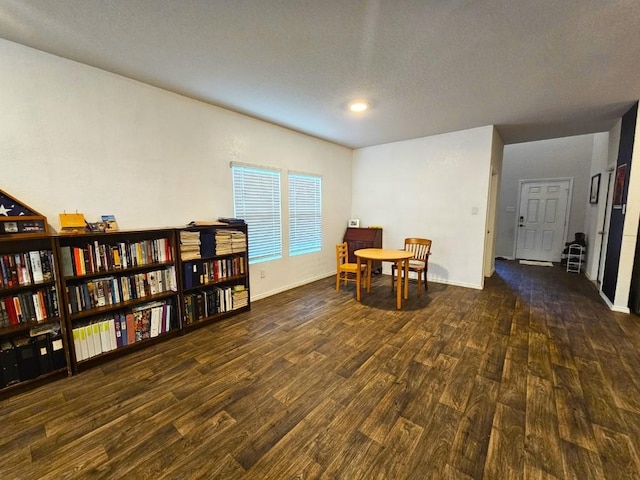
599, 290, 631, 313
251, 272, 334, 302
384, 273, 483, 291
252, 270, 485, 302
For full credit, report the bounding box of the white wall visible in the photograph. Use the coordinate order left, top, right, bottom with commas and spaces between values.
0, 39, 353, 300
496, 134, 595, 259
352, 126, 495, 290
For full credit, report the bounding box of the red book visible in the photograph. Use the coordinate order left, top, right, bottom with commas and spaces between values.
126, 313, 135, 345
5, 297, 18, 325
165, 238, 172, 262
7, 254, 17, 287
73, 248, 83, 276
37, 290, 47, 319
12, 297, 23, 323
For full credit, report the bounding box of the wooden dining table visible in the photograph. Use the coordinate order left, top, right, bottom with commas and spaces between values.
354, 248, 414, 309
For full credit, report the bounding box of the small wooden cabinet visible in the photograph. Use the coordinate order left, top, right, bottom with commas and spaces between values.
343, 227, 383, 273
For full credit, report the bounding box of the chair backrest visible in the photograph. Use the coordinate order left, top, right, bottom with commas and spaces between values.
404, 238, 432, 261
336, 242, 349, 268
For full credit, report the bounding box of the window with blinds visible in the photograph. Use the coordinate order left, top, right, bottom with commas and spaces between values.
288, 172, 322, 256
232, 164, 282, 264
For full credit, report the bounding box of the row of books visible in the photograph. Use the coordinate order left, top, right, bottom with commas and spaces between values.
66, 266, 177, 314
179, 229, 247, 260
182, 256, 246, 289
59, 238, 173, 277
0, 286, 60, 327
72, 300, 173, 361
0, 332, 66, 388
214, 230, 247, 255
179, 231, 201, 261
231, 286, 249, 309
183, 285, 248, 324
0, 251, 55, 289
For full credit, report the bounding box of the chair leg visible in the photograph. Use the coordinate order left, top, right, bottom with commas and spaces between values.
390, 265, 395, 290
417, 272, 422, 297
336, 272, 340, 292
424, 269, 428, 291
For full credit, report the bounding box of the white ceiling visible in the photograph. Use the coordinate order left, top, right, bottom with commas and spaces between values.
0, 0, 638, 149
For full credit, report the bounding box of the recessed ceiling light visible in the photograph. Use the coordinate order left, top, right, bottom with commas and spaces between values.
349, 101, 369, 112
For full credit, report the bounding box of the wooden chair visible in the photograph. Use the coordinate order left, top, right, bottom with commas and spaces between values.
391, 238, 432, 296
336, 242, 367, 291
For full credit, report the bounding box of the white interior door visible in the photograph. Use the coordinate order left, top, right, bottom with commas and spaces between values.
516, 180, 570, 262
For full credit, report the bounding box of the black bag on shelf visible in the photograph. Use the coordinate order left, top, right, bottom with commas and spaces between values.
0, 340, 20, 387
14, 337, 40, 381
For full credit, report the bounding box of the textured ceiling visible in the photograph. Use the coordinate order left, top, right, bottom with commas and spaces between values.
0, 0, 638, 148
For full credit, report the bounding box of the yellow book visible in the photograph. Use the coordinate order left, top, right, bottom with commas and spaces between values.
72, 328, 83, 361
78, 326, 89, 360
112, 248, 121, 268
92, 323, 102, 355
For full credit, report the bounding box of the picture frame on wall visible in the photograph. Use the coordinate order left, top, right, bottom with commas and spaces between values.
589, 173, 601, 204
348, 219, 360, 228
613, 164, 627, 209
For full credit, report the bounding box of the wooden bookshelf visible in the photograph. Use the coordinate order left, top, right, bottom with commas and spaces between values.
0, 234, 70, 397
55, 229, 181, 372
0, 225, 251, 396
176, 224, 250, 331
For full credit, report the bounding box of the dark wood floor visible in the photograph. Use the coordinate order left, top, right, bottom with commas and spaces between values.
2, 260, 640, 479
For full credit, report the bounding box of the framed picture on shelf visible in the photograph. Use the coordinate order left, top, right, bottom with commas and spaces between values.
348, 219, 360, 228
589, 173, 601, 204
613, 164, 627, 209
0, 189, 48, 234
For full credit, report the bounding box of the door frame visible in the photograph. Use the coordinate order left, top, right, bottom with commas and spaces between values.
484, 168, 499, 278
597, 168, 615, 287
513, 177, 574, 261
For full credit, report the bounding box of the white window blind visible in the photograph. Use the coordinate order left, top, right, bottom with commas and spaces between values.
288, 172, 322, 256
232, 164, 282, 264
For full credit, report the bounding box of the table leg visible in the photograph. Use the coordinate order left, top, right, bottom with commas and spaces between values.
366, 259, 372, 292
404, 258, 409, 300
356, 256, 362, 302
396, 260, 402, 309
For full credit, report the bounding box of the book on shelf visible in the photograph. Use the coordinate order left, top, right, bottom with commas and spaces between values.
59, 239, 173, 277
91, 323, 102, 356
0, 340, 20, 387
28, 251, 43, 283
14, 337, 39, 381
187, 221, 229, 227
180, 231, 201, 261
50, 333, 65, 370
114, 315, 123, 348
125, 313, 135, 345
217, 217, 246, 225
231, 285, 249, 310
34, 334, 52, 374
200, 231, 215, 257
65, 266, 176, 315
